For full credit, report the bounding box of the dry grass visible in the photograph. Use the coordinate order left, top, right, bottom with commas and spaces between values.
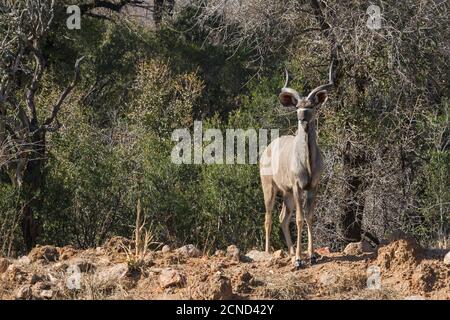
121, 198, 156, 271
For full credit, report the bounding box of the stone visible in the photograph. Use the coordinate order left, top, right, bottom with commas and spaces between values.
273, 250, 286, 259
411, 264, 436, 292
207, 274, 233, 300
39, 289, 54, 300
15, 285, 32, 300
214, 250, 225, 257
239, 271, 253, 283
32, 281, 51, 291
0, 258, 10, 273
3, 264, 27, 283
343, 241, 374, 256
211, 262, 225, 273
158, 268, 187, 288
104, 236, 135, 253
96, 263, 129, 283
319, 272, 338, 286
30, 274, 45, 285
68, 258, 96, 273
59, 246, 78, 261
29, 245, 59, 262
17, 256, 31, 265
244, 250, 272, 262
51, 262, 68, 272
176, 244, 202, 258
226, 245, 240, 262
315, 247, 331, 256
235, 271, 254, 294
444, 251, 450, 265
161, 245, 171, 254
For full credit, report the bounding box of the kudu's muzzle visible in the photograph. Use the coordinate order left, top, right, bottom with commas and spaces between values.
297, 108, 314, 131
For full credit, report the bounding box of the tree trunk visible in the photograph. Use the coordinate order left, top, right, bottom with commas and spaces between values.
20, 131, 45, 251
154, 0, 164, 25
341, 173, 363, 242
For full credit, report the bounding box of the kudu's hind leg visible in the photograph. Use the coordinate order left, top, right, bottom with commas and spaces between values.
263, 182, 276, 253
305, 188, 318, 264
280, 196, 294, 255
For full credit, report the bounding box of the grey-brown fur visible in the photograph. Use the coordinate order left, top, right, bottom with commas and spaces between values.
259, 63, 334, 268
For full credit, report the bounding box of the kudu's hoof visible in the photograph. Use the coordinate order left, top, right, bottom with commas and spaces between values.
294, 259, 305, 270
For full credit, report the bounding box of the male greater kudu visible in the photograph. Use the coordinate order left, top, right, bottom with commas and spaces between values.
259, 62, 335, 269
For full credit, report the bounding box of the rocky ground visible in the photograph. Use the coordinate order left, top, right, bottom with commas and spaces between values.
0, 234, 449, 300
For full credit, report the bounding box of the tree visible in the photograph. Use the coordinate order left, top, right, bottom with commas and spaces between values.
0, 1, 83, 250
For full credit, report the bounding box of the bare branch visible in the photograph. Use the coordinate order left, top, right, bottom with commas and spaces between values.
41, 56, 85, 131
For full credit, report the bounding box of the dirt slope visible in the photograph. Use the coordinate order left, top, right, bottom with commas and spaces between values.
0, 236, 448, 300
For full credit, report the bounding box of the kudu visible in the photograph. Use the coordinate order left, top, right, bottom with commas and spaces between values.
259, 62, 335, 269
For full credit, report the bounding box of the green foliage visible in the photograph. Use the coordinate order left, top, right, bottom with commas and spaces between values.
0, 185, 21, 256
1, 1, 449, 256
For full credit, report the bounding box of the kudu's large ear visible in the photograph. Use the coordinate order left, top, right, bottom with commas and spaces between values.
315, 90, 328, 105
279, 88, 300, 107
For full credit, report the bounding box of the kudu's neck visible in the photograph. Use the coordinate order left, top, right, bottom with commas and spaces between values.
295, 119, 317, 177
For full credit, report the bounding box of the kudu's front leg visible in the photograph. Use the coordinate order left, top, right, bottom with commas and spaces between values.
263, 184, 276, 253
280, 201, 294, 256
305, 188, 318, 264
293, 183, 305, 269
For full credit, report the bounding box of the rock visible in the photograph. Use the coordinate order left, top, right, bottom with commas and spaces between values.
319, 272, 338, 286
32, 281, 51, 291
235, 270, 254, 294
68, 258, 96, 273
315, 247, 331, 256
3, 265, 27, 283
30, 274, 45, 285
51, 262, 68, 272
104, 236, 135, 253
29, 245, 59, 263
211, 262, 225, 273
39, 289, 54, 300
161, 245, 171, 254
343, 241, 373, 256
444, 251, 450, 265
411, 264, 437, 292
0, 257, 10, 273
142, 253, 155, 268
207, 274, 233, 300
47, 273, 58, 284
226, 245, 240, 262
273, 250, 286, 259
96, 263, 129, 283
239, 271, 253, 283
376, 238, 422, 271
214, 250, 225, 257
17, 256, 31, 265
159, 268, 187, 288
59, 246, 78, 261
176, 244, 202, 258
343, 243, 362, 255
15, 285, 32, 300
244, 250, 272, 262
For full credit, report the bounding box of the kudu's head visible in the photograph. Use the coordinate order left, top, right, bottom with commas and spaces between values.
278, 62, 335, 132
